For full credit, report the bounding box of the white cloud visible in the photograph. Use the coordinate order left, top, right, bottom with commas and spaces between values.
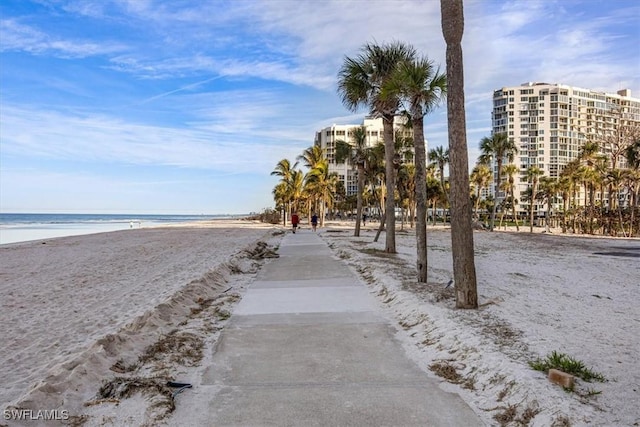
0, 18, 127, 57
0, 105, 301, 174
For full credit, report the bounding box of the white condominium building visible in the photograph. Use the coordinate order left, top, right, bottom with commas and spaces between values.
314, 116, 415, 196
492, 82, 640, 214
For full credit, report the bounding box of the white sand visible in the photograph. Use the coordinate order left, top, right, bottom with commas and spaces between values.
0, 220, 279, 425
322, 223, 640, 426
1, 220, 638, 426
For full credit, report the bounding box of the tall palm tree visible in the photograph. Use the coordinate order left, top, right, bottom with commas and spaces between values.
364, 141, 388, 242
428, 146, 450, 203
470, 163, 492, 220
560, 159, 582, 233
305, 160, 339, 227
396, 163, 413, 230
335, 126, 369, 236
441, 0, 477, 309
557, 174, 572, 233
479, 132, 518, 231
298, 145, 325, 220
625, 140, 640, 236
429, 146, 450, 228
606, 168, 629, 236
501, 163, 520, 231
538, 176, 558, 232
272, 182, 288, 222
271, 159, 299, 226
526, 166, 543, 233
338, 41, 417, 253
289, 169, 305, 215
384, 57, 447, 282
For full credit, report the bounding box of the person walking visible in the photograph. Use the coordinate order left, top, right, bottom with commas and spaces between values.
291, 212, 300, 233
311, 213, 318, 232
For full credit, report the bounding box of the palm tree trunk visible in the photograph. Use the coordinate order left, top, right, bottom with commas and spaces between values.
530, 195, 534, 233
618, 191, 626, 237
374, 204, 386, 243
441, 0, 477, 308
413, 115, 428, 283
511, 189, 519, 231
355, 165, 364, 237
383, 114, 397, 253
474, 188, 481, 218
562, 196, 568, 233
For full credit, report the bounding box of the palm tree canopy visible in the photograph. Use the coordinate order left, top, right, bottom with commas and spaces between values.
335, 126, 369, 166
337, 41, 417, 116
271, 158, 299, 180
479, 133, 518, 164
383, 57, 447, 119
526, 165, 544, 182
297, 145, 325, 170
429, 146, 450, 170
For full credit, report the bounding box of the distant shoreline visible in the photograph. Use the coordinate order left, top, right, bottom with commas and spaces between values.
0, 213, 251, 245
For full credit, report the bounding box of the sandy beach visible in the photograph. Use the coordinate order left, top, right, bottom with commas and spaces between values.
0, 220, 279, 425
1, 220, 638, 426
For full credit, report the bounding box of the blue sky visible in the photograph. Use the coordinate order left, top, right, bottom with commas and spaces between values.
1, 0, 638, 215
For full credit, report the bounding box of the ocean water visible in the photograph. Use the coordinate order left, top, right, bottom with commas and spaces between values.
0, 213, 238, 245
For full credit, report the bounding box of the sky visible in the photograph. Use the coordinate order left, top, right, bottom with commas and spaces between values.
1, 0, 639, 215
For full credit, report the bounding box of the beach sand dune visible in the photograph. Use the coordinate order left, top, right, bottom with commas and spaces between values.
0, 221, 279, 424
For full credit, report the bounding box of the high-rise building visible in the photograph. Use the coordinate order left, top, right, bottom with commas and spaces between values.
491, 82, 640, 216
314, 116, 415, 196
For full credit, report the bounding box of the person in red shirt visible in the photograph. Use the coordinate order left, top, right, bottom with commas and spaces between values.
291, 212, 300, 233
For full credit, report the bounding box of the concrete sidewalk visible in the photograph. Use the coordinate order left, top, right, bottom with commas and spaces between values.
201, 229, 482, 426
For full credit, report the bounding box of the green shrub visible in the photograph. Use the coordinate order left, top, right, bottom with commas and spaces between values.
529, 351, 606, 383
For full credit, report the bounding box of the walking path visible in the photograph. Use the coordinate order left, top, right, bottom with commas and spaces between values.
199, 229, 482, 426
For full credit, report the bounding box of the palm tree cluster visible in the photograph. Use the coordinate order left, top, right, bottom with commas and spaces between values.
337, 40, 447, 260
270, 146, 340, 229
472, 132, 640, 237
549, 138, 640, 237
270, 2, 478, 308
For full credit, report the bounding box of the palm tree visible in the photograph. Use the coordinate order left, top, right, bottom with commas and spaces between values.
479, 132, 518, 231
429, 146, 450, 227
557, 174, 572, 233
298, 145, 325, 170
501, 163, 520, 231
606, 168, 629, 236
625, 140, 640, 236
335, 126, 369, 236
441, 0, 477, 309
428, 146, 450, 203
384, 56, 447, 282
526, 166, 543, 233
538, 176, 558, 232
289, 169, 305, 215
272, 182, 288, 223
338, 41, 417, 253
298, 145, 325, 220
560, 159, 581, 233
304, 160, 339, 227
396, 163, 414, 230
271, 159, 299, 226
470, 163, 492, 221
